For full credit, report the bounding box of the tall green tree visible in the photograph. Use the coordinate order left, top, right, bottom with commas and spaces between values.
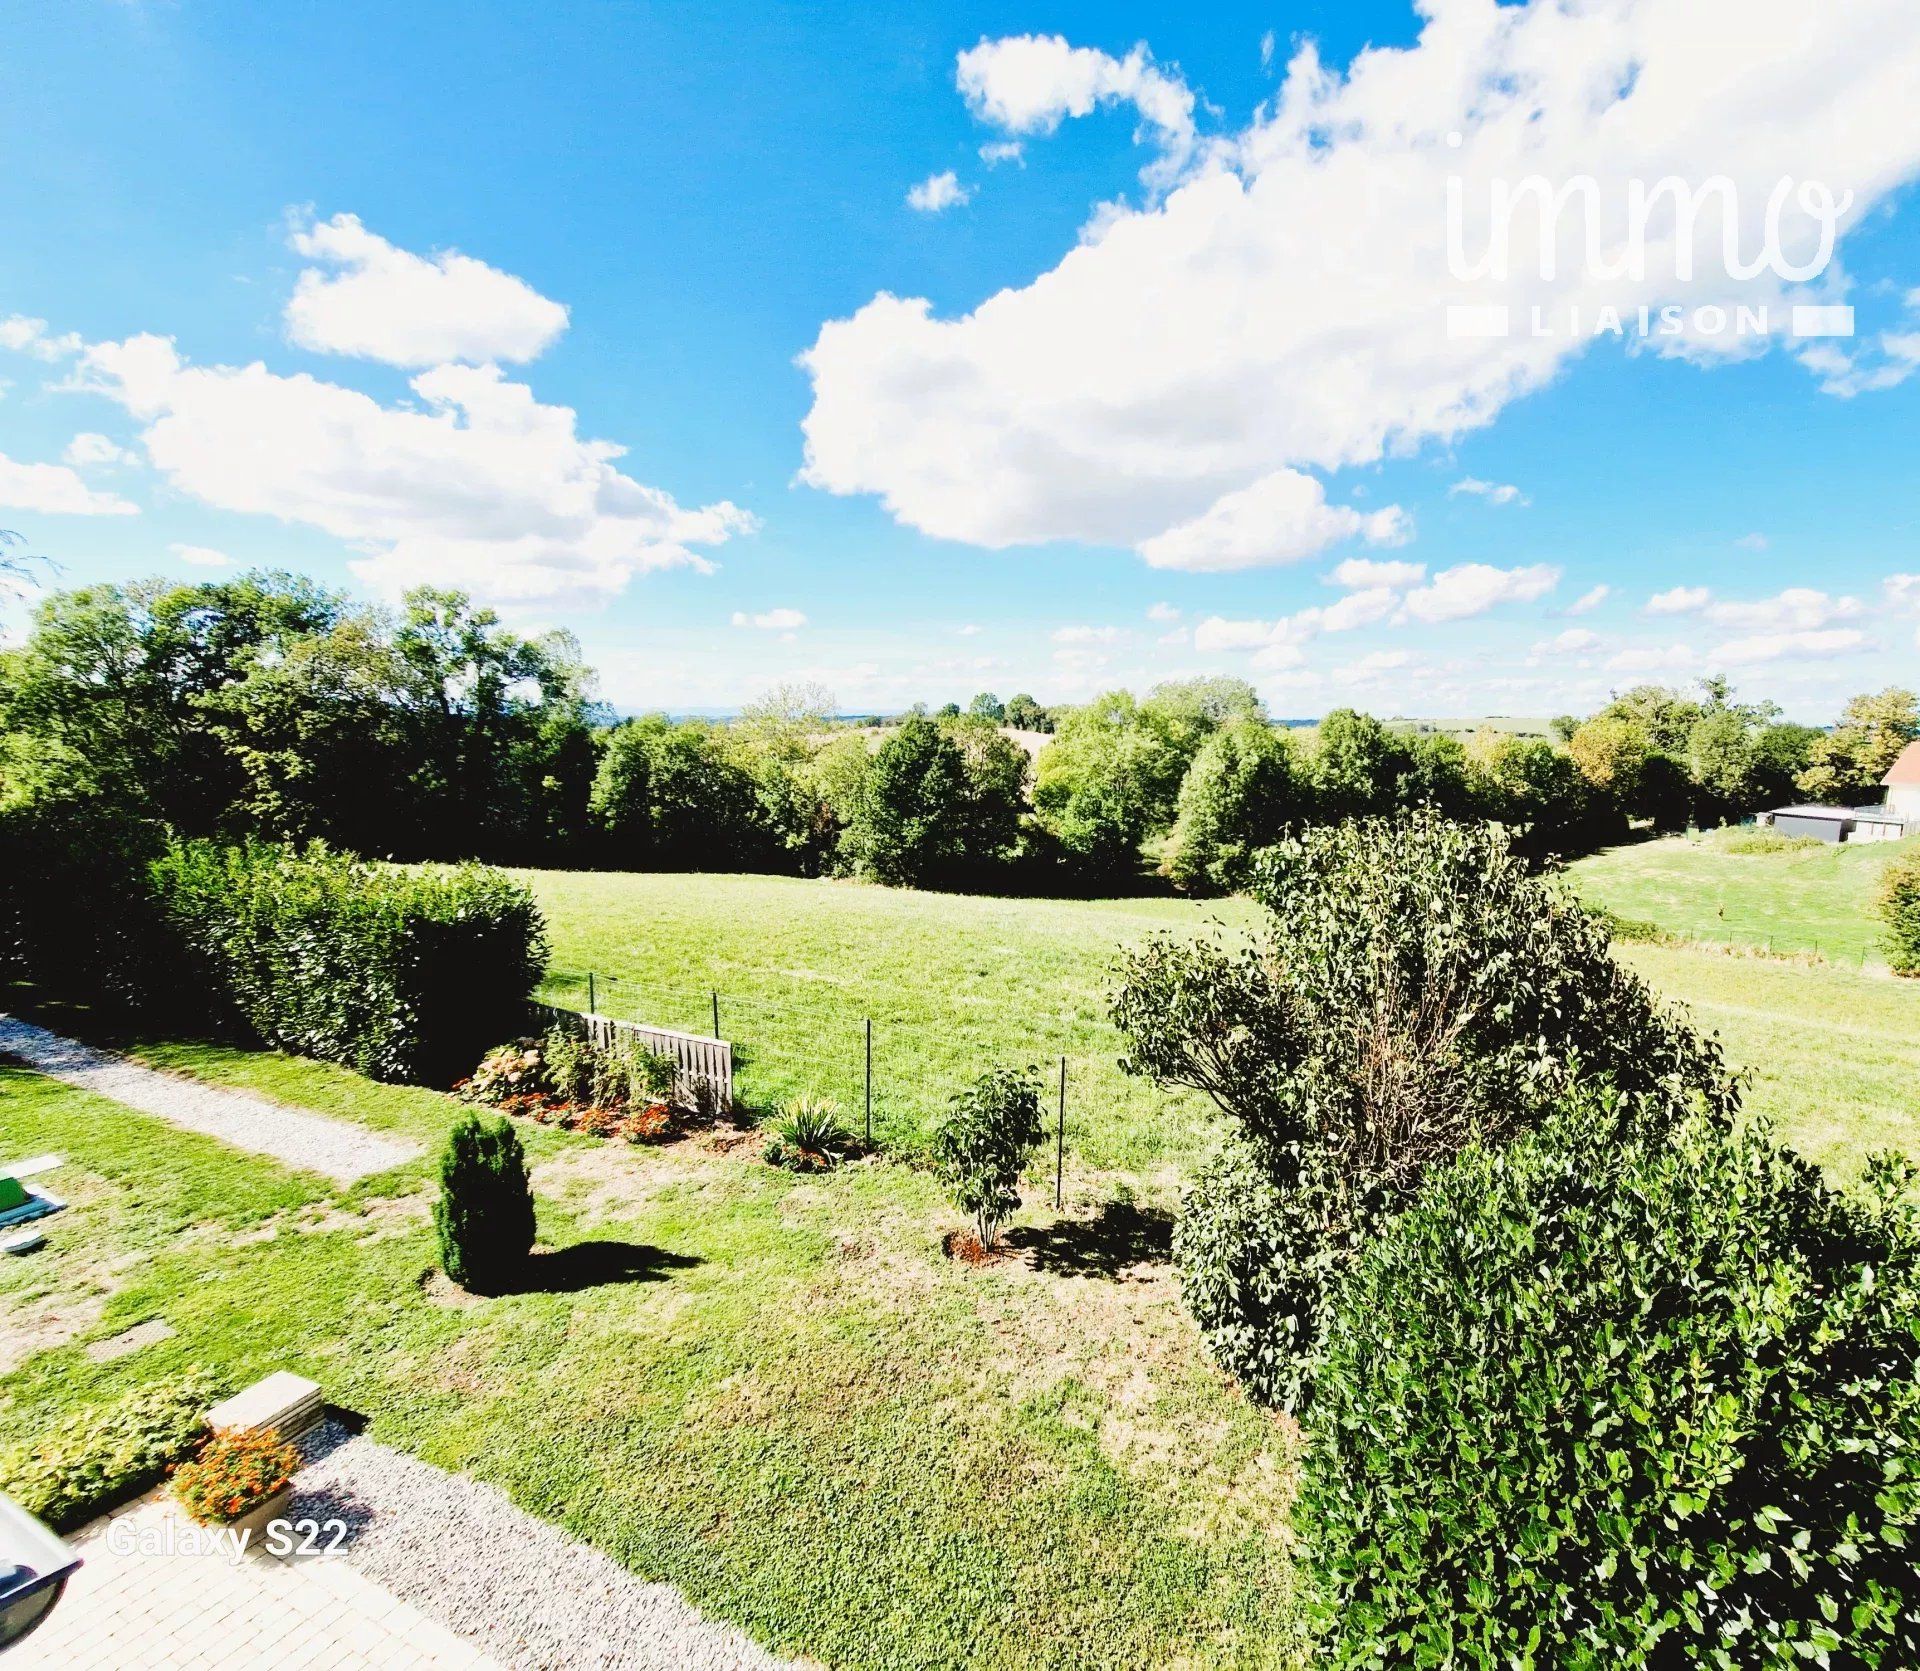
1797, 688, 1920, 802
838, 714, 983, 886
1163, 719, 1303, 894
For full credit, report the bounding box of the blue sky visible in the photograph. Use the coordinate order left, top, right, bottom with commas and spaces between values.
2, 0, 1918, 720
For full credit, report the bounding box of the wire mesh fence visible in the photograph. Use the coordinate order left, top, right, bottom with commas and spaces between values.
536, 963, 1111, 1191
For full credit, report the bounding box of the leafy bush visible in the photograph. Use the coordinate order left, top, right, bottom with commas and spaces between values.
0, 1372, 223, 1531
1116, 814, 1734, 1406
1716, 824, 1824, 855
1302, 1104, 1920, 1667
765, 1094, 854, 1172
1880, 847, 1920, 976
434, 1110, 536, 1293
146, 838, 548, 1083
932, 1067, 1046, 1249
1592, 907, 1664, 943
171, 1427, 299, 1525
460, 1037, 551, 1105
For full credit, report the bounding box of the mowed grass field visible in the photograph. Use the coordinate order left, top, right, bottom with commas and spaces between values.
6, 862, 1915, 1668
1570, 829, 1920, 966
0, 1051, 1302, 1669
520, 867, 1920, 1188
516, 869, 1262, 1184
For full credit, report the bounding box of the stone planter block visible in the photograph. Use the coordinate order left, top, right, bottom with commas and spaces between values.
207, 1372, 324, 1439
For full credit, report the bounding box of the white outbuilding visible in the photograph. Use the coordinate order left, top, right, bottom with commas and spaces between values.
1885, 740, 1920, 824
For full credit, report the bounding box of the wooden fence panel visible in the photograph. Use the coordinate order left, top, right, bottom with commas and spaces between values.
529, 1001, 733, 1112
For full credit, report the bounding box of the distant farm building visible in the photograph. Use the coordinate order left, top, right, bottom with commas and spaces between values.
1886, 740, 1920, 823
1762, 744, 1920, 843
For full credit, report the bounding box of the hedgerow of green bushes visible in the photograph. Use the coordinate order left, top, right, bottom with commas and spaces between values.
0, 1372, 223, 1532
147, 838, 548, 1083
1302, 1104, 1920, 1667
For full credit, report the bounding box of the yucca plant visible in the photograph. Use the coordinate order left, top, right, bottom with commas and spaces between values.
765, 1094, 852, 1172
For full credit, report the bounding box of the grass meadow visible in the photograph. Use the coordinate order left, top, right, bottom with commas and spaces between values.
1569, 827, 1920, 966
6, 859, 1918, 1666
0, 1051, 1301, 1669
515, 868, 1263, 1185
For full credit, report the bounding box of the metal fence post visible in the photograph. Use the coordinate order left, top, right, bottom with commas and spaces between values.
588, 971, 595, 1015
865, 1018, 873, 1146
711, 990, 720, 1039
1055, 1056, 1066, 1210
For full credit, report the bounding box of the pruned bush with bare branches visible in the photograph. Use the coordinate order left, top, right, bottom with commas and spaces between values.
1114, 813, 1737, 1407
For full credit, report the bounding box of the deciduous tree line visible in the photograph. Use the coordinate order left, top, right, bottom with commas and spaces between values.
2, 569, 1912, 898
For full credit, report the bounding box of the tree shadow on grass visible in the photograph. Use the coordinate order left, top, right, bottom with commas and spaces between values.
508, 1239, 702, 1294
1005, 1200, 1174, 1279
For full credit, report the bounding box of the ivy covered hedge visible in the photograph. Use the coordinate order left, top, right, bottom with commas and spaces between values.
1302, 1101, 1920, 1667
147, 839, 548, 1083
0, 1372, 222, 1532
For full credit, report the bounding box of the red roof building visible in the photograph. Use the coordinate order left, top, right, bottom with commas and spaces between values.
1884, 740, 1920, 822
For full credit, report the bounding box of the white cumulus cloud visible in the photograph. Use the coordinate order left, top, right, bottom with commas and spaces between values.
1450, 477, 1528, 506
0, 450, 138, 516
1703, 587, 1861, 631
0, 316, 81, 363
1712, 626, 1867, 663
1137, 468, 1410, 572
1328, 556, 1425, 590
285, 212, 570, 368
731, 607, 807, 630
1565, 584, 1611, 616
955, 34, 1196, 175
1647, 586, 1711, 615
62, 432, 136, 468
1397, 562, 1559, 624
76, 333, 754, 605
906, 171, 973, 213
802, 1, 1920, 572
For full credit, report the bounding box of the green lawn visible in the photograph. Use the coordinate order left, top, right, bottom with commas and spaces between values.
8, 865, 1920, 1667
1615, 943, 1920, 1181
515, 868, 1260, 1185
0, 1052, 1302, 1669
1569, 828, 1920, 966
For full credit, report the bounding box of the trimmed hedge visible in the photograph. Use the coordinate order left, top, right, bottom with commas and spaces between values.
1302, 1103, 1920, 1667
147, 839, 548, 1084
0, 1372, 222, 1532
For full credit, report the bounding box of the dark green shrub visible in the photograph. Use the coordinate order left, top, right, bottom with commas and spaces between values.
0, 1371, 223, 1531
1303, 1103, 1920, 1668
147, 839, 548, 1083
932, 1067, 1046, 1249
1880, 848, 1920, 976
433, 1109, 535, 1293
1170, 1134, 1348, 1410
1116, 814, 1734, 1407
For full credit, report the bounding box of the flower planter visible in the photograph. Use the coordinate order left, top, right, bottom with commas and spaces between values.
222, 1486, 293, 1547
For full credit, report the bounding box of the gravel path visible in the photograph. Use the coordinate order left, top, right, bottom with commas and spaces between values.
0, 1015, 417, 1184
294, 1421, 789, 1671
